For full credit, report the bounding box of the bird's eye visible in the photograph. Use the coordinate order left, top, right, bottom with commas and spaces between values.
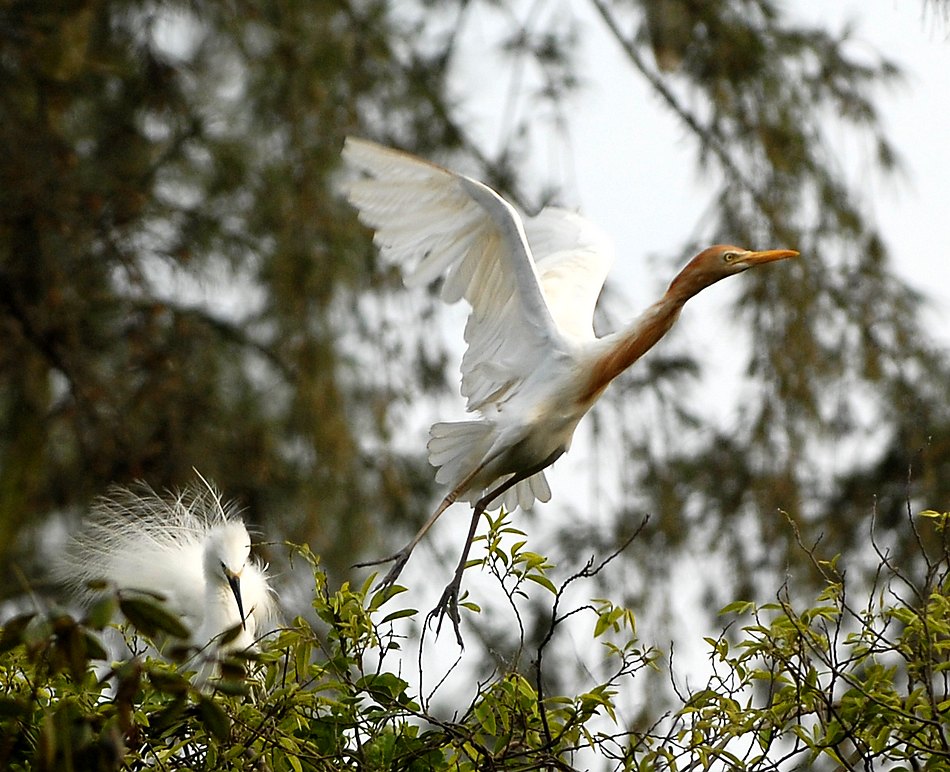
722, 251, 740, 263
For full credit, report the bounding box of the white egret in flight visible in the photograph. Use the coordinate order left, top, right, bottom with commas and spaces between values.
55, 477, 275, 658
343, 137, 797, 642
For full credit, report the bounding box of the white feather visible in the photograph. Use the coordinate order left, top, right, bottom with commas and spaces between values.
54, 478, 276, 654
342, 138, 798, 629
343, 137, 615, 511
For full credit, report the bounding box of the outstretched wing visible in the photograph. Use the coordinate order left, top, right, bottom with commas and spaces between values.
343, 137, 564, 412
523, 207, 614, 340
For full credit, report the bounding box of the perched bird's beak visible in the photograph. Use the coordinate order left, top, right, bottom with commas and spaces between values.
226, 570, 247, 630
742, 248, 799, 265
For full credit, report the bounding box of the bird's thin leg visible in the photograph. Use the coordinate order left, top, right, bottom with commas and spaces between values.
427, 471, 531, 647
353, 452, 524, 590
354, 493, 458, 589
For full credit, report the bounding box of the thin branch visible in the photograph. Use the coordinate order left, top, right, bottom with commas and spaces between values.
587, 0, 783, 232
534, 515, 649, 745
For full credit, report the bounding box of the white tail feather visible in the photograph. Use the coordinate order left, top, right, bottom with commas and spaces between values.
496, 471, 551, 513
428, 420, 494, 490
427, 421, 551, 512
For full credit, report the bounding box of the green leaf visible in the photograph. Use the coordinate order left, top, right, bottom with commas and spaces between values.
213, 678, 250, 697
86, 595, 118, 630
474, 699, 496, 735
720, 600, 755, 616
197, 694, 230, 741
150, 696, 188, 731
0, 696, 27, 719
119, 597, 190, 639
525, 573, 557, 593
358, 672, 410, 701
519, 551, 548, 566
360, 572, 377, 598
216, 621, 245, 646
0, 613, 34, 653
381, 608, 417, 624
148, 670, 190, 695
82, 631, 108, 661
369, 584, 408, 611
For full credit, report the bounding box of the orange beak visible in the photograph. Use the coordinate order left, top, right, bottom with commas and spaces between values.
743, 248, 799, 265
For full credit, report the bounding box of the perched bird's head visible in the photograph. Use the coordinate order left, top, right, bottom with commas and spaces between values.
203, 522, 252, 629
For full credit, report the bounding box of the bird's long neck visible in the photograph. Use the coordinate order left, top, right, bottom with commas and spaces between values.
582, 279, 696, 403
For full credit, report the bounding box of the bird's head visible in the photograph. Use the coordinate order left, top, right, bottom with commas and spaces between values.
669, 244, 799, 298
203, 522, 252, 629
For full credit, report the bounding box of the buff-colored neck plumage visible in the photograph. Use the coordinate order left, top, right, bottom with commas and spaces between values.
581, 246, 739, 403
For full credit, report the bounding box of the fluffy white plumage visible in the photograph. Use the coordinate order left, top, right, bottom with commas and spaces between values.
344, 137, 615, 512
343, 138, 797, 642
54, 478, 275, 653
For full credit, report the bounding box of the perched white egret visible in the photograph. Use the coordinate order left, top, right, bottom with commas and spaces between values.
343, 137, 798, 642
54, 477, 275, 656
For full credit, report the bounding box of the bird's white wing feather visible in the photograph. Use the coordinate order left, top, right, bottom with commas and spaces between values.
523, 207, 615, 340
343, 137, 563, 413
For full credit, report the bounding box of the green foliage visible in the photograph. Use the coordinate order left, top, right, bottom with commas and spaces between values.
0, 527, 658, 770
7, 510, 950, 770
4, 0, 950, 743
647, 509, 950, 771
0, 0, 462, 587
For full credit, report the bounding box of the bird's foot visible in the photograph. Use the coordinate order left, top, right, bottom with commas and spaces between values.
425, 578, 465, 647
353, 548, 412, 591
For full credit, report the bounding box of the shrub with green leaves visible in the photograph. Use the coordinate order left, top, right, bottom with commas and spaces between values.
3, 510, 950, 770
1, 518, 652, 771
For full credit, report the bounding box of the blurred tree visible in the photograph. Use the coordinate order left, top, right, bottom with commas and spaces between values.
578, 0, 950, 618
1, 2, 949, 722
0, 0, 461, 586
